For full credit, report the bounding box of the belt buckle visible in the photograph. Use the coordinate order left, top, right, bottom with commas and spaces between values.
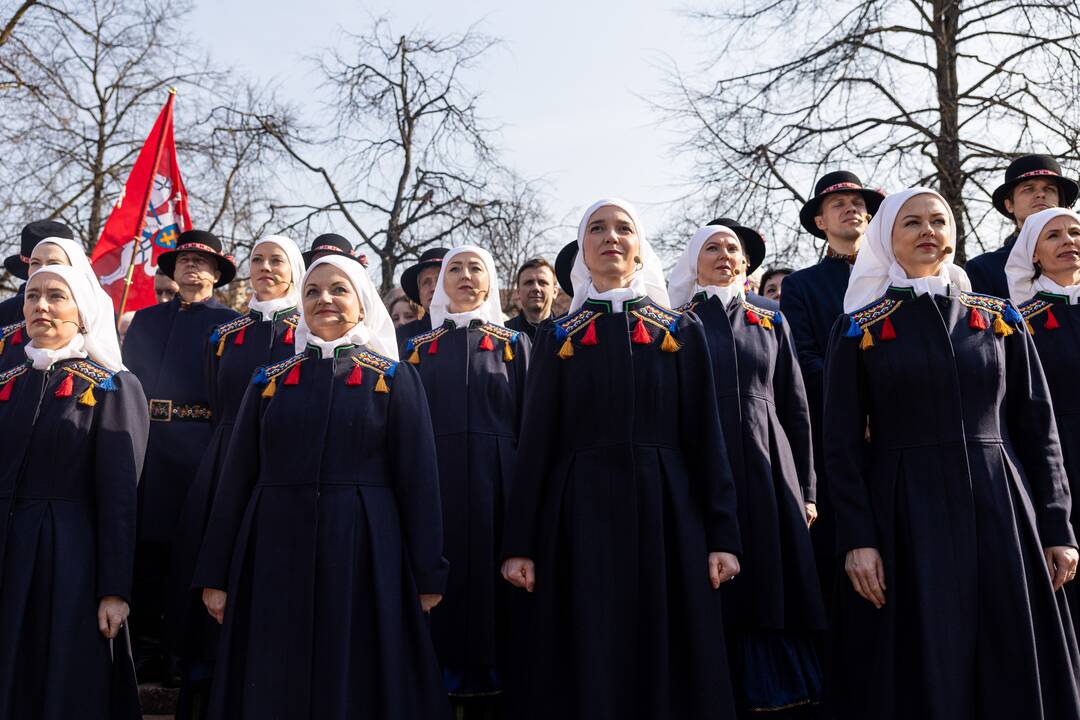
149, 399, 173, 422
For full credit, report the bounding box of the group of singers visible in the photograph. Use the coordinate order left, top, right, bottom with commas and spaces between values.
0, 152, 1079, 720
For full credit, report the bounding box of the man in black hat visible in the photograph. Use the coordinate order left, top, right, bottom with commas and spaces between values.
302, 232, 357, 267
121, 229, 239, 684
395, 247, 449, 344
966, 154, 1079, 297
507, 257, 560, 339
0, 220, 76, 326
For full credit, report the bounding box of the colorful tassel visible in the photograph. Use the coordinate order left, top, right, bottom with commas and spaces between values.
0, 379, 12, 401
283, 325, 295, 345
993, 314, 1014, 337
760, 315, 773, 330
479, 334, 495, 352
284, 363, 301, 385
427, 337, 439, 355
233, 325, 247, 346
558, 337, 574, 359
503, 342, 514, 362
216, 337, 226, 357
880, 316, 896, 341
580, 320, 598, 346
78, 385, 96, 407
0, 339, 5, 355
261, 377, 277, 398
1045, 307, 1060, 330
844, 318, 862, 338
859, 327, 874, 350
11, 327, 22, 345
55, 373, 73, 398
745, 309, 761, 326
968, 307, 988, 331
1026, 320, 1035, 336
409, 347, 421, 365
660, 330, 680, 352
346, 363, 363, 386
631, 318, 652, 345
375, 374, 390, 393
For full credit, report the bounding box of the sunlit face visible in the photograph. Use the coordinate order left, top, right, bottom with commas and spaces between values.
302, 264, 364, 342
23, 273, 80, 349
891, 194, 953, 279
250, 244, 293, 302
28, 242, 70, 275
175, 251, 221, 289
444, 252, 490, 313
417, 266, 441, 310
1032, 215, 1080, 282
516, 265, 557, 317
815, 191, 869, 243
582, 205, 640, 287
696, 231, 746, 288
1007, 179, 1061, 225
389, 297, 418, 327
154, 273, 179, 304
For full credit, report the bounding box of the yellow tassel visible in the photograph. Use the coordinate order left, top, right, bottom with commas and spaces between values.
660, 330, 680, 352
503, 342, 514, 362
78, 385, 97, 407
760, 316, 773, 330
216, 337, 226, 357
375, 374, 390, 393
993, 314, 1014, 337
0, 338, 5, 355
1026, 320, 1035, 336
558, 337, 574, 359
408, 347, 421, 365
859, 326, 874, 350
261, 377, 277, 398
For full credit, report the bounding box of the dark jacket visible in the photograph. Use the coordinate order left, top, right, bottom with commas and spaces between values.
963, 231, 1019, 298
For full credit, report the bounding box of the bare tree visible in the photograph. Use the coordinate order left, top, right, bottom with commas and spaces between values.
660, 0, 1080, 264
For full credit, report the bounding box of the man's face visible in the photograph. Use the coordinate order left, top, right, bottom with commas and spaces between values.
154, 273, 180, 303
814, 191, 869, 243
417, 266, 441, 310
1007, 178, 1061, 226
516, 266, 557, 319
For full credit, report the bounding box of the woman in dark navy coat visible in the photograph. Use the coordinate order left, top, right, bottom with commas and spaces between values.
402, 244, 529, 717
169, 235, 306, 717
0, 264, 148, 719
193, 255, 449, 720
825, 187, 1080, 720
669, 224, 824, 716
1007, 207, 1080, 642
501, 198, 742, 720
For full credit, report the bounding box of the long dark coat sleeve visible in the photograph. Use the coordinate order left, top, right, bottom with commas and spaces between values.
774, 319, 816, 504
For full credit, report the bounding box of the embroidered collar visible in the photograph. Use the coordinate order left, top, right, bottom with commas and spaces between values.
826, 246, 858, 265
581, 296, 649, 314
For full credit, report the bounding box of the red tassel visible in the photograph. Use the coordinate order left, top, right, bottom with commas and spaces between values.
631, 318, 652, 345
968, 307, 988, 331
427, 337, 439, 355
54, 373, 73, 398
580, 319, 598, 346
284, 363, 301, 386
233, 325, 247, 345
346, 363, 363, 386
283, 325, 295, 345
745, 309, 760, 326
0, 380, 12, 401
1045, 307, 1060, 330
479, 334, 495, 352
11, 327, 22, 345
880, 316, 896, 341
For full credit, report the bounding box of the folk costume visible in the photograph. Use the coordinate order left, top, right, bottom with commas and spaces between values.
403, 245, 529, 709
966, 155, 1079, 297
670, 226, 824, 715
825, 188, 1080, 720
0, 265, 148, 719
502, 199, 742, 720
1008, 207, 1080, 645
121, 229, 239, 677
193, 256, 449, 720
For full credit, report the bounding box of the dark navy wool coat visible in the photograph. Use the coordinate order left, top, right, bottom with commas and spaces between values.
0, 320, 26, 372
0, 359, 148, 719
0, 288, 24, 328
193, 345, 450, 720
404, 319, 530, 694
964, 231, 1018, 298
824, 287, 1080, 720
506, 312, 542, 340
501, 296, 741, 720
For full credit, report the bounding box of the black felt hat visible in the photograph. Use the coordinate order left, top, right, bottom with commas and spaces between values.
706, 217, 768, 274
401, 247, 449, 305
302, 233, 358, 267
798, 171, 886, 239
554, 241, 578, 297
156, 230, 237, 287
4, 220, 75, 280
991, 154, 1079, 219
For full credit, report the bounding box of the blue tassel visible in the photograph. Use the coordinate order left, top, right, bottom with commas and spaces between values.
554, 324, 568, 340
772, 312, 784, 327
384, 361, 397, 378
98, 374, 117, 392
405, 340, 416, 352
252, 367, 269, 386
844, 317, 862, 337
1004, 304, 1023, 325
210, 330, 221, 344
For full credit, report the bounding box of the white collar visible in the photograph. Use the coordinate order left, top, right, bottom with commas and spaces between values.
25, 333, 88, 371
585, 280, 645, 313
248, 296, 296, 319
304, 322, 372, 359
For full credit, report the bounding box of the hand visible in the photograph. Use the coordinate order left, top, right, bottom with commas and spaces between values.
419, 593, 443, 612
97, 596, 129, 639
1045, 546, 1079, 591
845, 547, 886, 609
708, 552, 740, 589
202, 588, 227, 625
501, 557, 536, 592
805, 502, 818, 528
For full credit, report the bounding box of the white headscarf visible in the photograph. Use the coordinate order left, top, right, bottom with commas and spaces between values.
24, 264, 126, 372
569, 198, 671, 313
34, 236, 118, 340
427, 245, 505, 328
247, 235, 306, 318
668, 225, 746, 308
1005, 207, 1080, 305
295, 255, 398, 360
844, 187, 971, 313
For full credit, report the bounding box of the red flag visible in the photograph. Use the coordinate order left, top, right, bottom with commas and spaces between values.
92, 90, 190, 315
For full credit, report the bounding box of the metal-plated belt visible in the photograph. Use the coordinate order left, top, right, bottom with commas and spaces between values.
148, 399, 212, 422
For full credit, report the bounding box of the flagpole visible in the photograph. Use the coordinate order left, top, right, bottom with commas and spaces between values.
115, 88, 177, 327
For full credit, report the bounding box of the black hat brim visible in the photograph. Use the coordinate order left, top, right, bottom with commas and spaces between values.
157, 248, 237, 288
302, 248, 361, 267
3, 254, 28, 280
401, 259, 444, 305
554, 241, 577, 297
799, 188, 886, 239
991, 176, 1080, 219
729, 227, 766, 275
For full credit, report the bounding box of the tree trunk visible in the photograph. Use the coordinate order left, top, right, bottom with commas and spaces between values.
86, 99, 109, 252
932, 0, 967, 262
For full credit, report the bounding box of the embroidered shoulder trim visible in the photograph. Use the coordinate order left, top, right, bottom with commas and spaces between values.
630, 301, 682, 333
252, 352, 308, 386
742, 300, 782, 325
959, 291, 1023, 324
848, 296, 901, 330
1, 320, 24, 340
405, 324, 449, 351
210, 314, 256, 344
479, 322, 521, 345
352, 349, 398, 377
1018, 297, 1053, 320
0, 362, 29, 385
61, 359, 118, 391
675, 300, 698, 313
554, 307, 599, 340
283, 312, 300, 328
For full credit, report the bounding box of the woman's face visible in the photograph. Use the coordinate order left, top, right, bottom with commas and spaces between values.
696, 231, 746, 288
1033, 214, 1080, 281
389, 297, 418, 327
891, 194, 952, 278
250, 243, 293, 301
28, 242, 71, 276
582, 205, 640, 287
302, 264, 364, 342
444, 251, 490, 313
23, 273, 80, 349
